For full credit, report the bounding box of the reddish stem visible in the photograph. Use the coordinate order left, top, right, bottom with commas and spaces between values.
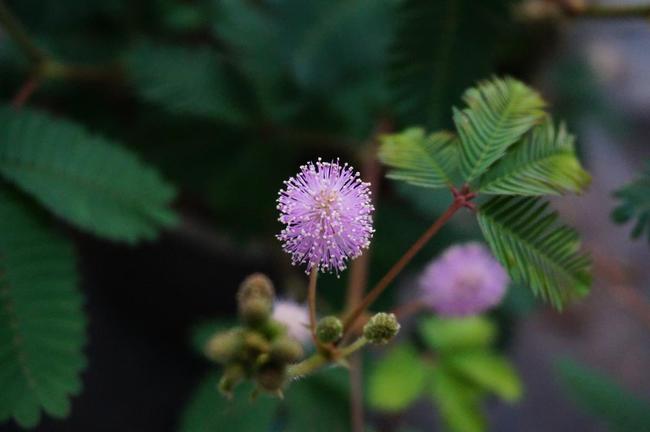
12, 76, 40, 109
342, 188, 475, 334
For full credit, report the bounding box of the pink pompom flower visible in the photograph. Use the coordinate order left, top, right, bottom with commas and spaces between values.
276, 159, 374, 274
419, 242, 509, 316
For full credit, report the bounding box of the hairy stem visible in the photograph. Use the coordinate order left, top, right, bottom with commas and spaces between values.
0, 0, 47, 64
307, 268, 319, 343
342, 199, 465, 335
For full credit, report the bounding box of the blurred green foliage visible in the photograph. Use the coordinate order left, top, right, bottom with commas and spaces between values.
368, 316, 521, 432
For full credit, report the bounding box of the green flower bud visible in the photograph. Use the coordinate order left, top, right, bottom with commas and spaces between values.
363, 312, 400, 344
218, 363, 245, 398
270, 336, 304, 363
238, 273, 275, 304
205, 328, 243, 364
243, 331, 271, 354
256, 362, 286, 393
316, 316, 343, 343
239, 296, 272, 327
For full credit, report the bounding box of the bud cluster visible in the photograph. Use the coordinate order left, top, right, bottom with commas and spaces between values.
205, 273, 304, 397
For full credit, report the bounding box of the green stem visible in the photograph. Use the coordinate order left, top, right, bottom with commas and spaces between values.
287, 353, 328, 378
0, 0, 47, 64
338, 337, 367, 358
287, 337, 368, 378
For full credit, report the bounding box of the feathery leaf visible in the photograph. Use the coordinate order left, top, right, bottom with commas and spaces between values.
0, 187, 86, 429
389, 0, 513, 129
378, 128, 459, 188
0, 107, 177, 243
479, 119, 591, 195
455, 77, 546, 182
125, 41, 246, 124
612, 162, 650, 243
556, 358, 650, 432
477, 196, 591, 308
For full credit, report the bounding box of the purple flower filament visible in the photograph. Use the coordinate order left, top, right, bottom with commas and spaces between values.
277, 159, 374, 274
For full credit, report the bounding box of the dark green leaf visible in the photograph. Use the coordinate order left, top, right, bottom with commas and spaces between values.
389, 0, 513, 129
0, 187, 86, 428
125, 41, 246, 124
0, 107, 177, 243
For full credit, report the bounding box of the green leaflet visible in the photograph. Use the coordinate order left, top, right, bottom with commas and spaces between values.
444, 351, 522, 402
0, 187, 86, 429
368, 344, 429, 412
556, 358, 650, 432
419, 316, 496, 353
0, 107, 177, 243
612, 161, 650, 243
125, 41, 246, 124
389, 0, 512, 129
479, 119, 591, 195
378, 128, 458, 188
455, 77, 546, 182
429, 368, 486, 432
477, 196, 591, 308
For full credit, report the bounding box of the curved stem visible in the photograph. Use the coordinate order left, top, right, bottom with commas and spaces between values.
342, 199, 464, 335
307, 268, 319, 343
0, 0, 47, 64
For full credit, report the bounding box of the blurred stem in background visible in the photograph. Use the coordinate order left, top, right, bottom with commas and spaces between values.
0, 0, 122, 107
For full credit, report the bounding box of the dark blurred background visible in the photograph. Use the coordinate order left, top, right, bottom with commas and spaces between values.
1, 0, 649, 431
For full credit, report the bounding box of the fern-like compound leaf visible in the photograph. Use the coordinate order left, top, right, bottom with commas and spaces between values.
125, 41, 246, 124
0, 188, 86, 428
477, 196, 591, 308
378, 128, 459, 188
455, 77, 546, 182
612, 162, 650, 243
0, 107, 177, 243
479, 119, 591, 195
389, 0, 512, 129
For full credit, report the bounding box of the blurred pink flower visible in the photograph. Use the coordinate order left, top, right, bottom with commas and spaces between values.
272, 299, 311, 344
419, 242, 509, 316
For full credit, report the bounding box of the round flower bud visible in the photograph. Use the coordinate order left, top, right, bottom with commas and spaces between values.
316, 316, 343, 343
256, 362, 286, 393
270, 336, 304, 363
218, 363, 245, 398
205, 328, 243, 364
363, 312, 400, 345
239, 296, 273, 327
238, 273, 275, 304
